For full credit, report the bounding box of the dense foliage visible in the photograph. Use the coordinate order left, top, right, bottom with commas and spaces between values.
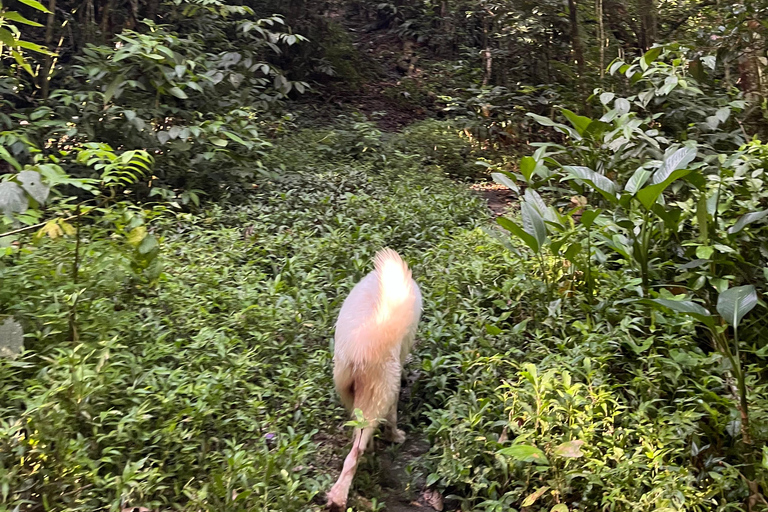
2, 0, 768, 511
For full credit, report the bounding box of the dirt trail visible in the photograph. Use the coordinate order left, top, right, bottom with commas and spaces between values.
377, 435, 433, 511
469, 182, 517, 217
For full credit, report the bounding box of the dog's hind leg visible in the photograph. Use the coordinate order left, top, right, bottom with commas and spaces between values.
326, 425, 375, 512
383, 401, 406, 444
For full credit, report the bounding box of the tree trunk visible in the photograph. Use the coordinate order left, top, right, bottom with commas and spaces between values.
40, 0, 56, 98
603, 0, 641, 54
100, 0, 115, 38
596, 0, 605, 80
738, 20, 767, 102
481, 13, 492, 86
568, 0, 585, 79
637, 0, 657, 50
147, 0, 159, 22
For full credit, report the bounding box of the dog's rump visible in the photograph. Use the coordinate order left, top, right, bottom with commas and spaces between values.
333, 360, 401, 420
333, 249, 422, 370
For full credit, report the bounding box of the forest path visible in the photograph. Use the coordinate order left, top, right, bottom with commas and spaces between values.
313, 13, 514, 512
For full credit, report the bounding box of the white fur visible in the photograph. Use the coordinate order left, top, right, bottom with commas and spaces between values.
326, 248, 422, 511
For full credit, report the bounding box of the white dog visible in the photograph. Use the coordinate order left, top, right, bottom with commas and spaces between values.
326, 248, 423, 511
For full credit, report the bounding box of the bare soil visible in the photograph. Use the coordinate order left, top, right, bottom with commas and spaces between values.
470, 181, 518, 217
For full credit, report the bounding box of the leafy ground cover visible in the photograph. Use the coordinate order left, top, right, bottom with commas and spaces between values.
3, 2, 768, 510
0, 127, 495, 511
4, 119, 766, 512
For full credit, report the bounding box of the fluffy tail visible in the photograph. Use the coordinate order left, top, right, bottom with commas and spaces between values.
334, 248, 420, 377
373, 248, 413, 321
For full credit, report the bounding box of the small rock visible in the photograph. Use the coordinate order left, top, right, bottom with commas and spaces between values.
0, 317, 23, 359
421, 489, 444, 511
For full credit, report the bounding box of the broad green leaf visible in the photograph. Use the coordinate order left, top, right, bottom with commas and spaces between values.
138, 233, 159, 255
485, 324, 502, 335
695, 246, 714, 259
524, 188, 555, 222
636, 168, 691, 210
715, 243, 738, 253
580, 208, 601, 229
17, 170, 50, 204
522, 486, 550, 507
0, 182, 28, 215
709, 277, 729, 294
608, 60, 625, 75
526, 113, 580, 140
599, 92, 615, 105
682, 171, 706, 191
521, 201, 547, 249
497, 217, 539, 253
103, 74, 125, 104
563, 165, 618, 202
519, 156, 536, 182
168, 86, 188, 99
583, 120, 612, 138
14, 39, 54, 54
17, 0, 52, 13
497, 444, 549, 464
3, 11, 43, 27
715, 107, 731, 123
658, 75, 679, 95
561, 108, 592, 136
127, 226, 147, 247
642, 47, 662, 68
652, 203, 681, 229
643, 298, 713, 327
728, 209, 768, 234
11, 48, 35, 76
492, 171, 520, 194
223, 131, 249, 146
0, 28, 16, 47
553, 440, 585, 458
0, 147, 22, 171
614, 98, 631, 115
551, 505, 569, 512
717, 285, 757, 328
113, 48, 135, 62
638, 89, 655, 107
652, 147, 697, 186
563, 242, 582, 263
624, 167, 653, 194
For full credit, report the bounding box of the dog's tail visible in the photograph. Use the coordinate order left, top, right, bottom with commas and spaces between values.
367, 248, 420, 358
334, 248, 420, 379
373, 248, 413, 318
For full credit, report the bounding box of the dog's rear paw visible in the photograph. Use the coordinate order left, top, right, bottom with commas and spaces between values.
325, 488, 347, 511
385, 428, 406, 444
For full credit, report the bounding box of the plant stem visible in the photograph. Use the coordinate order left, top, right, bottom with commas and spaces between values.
41, 0, 57, 98
638, 210, 651, 295
586, 224, 593, 304
538, 252, 551, 300
68, 204, 81, 342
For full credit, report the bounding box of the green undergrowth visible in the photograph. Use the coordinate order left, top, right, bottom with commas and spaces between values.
0, 127, 494, 511
1, 123, 764, 512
